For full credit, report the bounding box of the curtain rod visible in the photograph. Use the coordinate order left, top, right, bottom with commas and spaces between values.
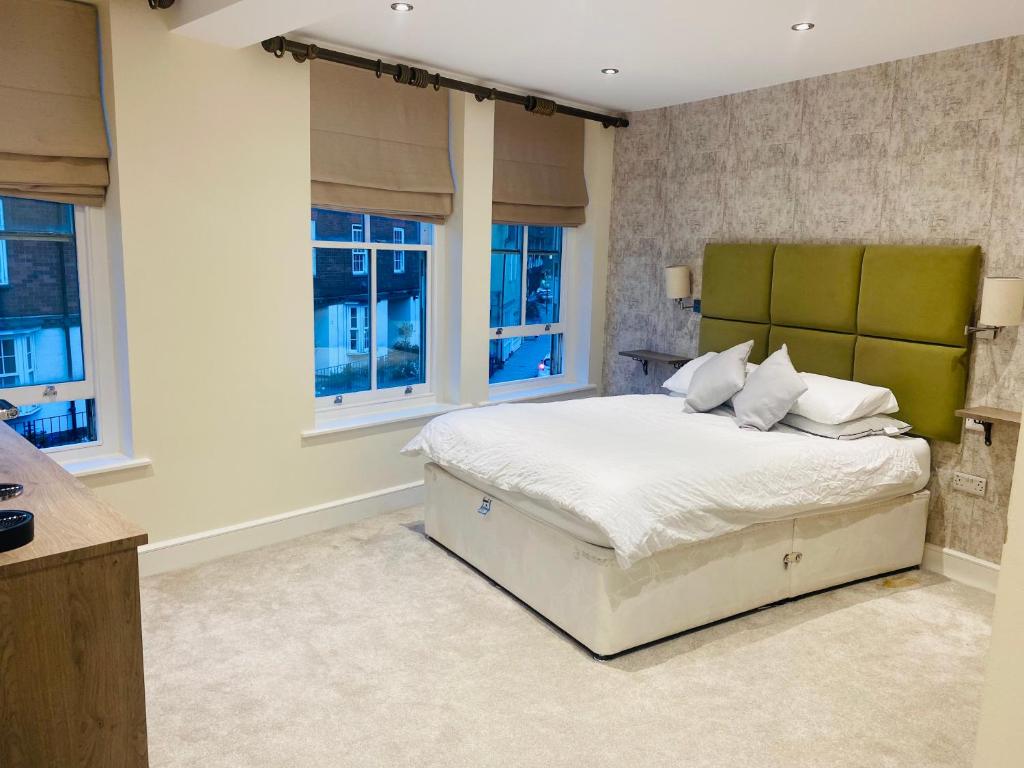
261, 36, 629, 129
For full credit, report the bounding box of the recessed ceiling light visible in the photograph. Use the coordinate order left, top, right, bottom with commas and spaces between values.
791, 22, 814, 31
391, 2, 414, 11
601, 68, 620, 75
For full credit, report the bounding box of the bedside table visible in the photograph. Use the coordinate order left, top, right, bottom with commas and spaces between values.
618, 349, 691, 376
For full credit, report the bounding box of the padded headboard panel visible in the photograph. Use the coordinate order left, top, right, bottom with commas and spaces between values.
698, 243, 980, 442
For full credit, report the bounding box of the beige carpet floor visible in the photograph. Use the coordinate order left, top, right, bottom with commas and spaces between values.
141, 507, 993, 768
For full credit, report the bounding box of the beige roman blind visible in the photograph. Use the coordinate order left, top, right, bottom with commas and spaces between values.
0, 0, 109, 207
311, 61, 454, 223
492, 101, 588, 226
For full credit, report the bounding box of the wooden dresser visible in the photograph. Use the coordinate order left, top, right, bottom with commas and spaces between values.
0, 424, 149, 767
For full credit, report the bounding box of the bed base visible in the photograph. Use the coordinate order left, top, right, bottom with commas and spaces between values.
423, 463, 929, 658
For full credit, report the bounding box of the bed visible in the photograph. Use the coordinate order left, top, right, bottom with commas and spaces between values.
406, 242, 981, 657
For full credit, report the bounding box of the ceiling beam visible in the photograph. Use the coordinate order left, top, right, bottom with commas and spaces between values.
167, 0, 343, 48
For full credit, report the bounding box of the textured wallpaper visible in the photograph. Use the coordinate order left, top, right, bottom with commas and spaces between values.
603, 36, 1024, 564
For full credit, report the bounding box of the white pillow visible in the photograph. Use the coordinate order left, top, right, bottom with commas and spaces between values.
683, 341, 753, 413
732, 345, 808, 431
662, 352, 717, 395
789, 373, 899, 425
781, 412, 912, 440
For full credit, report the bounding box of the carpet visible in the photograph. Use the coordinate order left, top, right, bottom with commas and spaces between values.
141, 507, 993, 768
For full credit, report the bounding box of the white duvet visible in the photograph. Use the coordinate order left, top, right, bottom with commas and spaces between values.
402, 395, 923, 567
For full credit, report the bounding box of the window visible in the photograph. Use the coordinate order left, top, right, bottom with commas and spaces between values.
351, 223, 367, 275
0, 195, 99, 450
347, 305, 368, 353
489, 224, 564, 385
311, 209, 432, 405
393, 228, 405, 273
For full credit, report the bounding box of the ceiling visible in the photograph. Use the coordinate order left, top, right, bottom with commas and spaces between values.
172, 0, 1024, 113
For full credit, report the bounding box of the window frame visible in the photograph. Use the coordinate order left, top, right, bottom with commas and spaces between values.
488, 224, 570, 392
311, 213, 435, 414
0, 204, 128, 458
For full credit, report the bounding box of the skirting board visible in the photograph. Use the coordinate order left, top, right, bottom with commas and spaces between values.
138, 481, 424, 578
138, 484, 1000, 594
922, 543, 1000, 594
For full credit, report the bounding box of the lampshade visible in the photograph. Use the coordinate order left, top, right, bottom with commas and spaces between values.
979, 277, 1024, 327
665, 265, 691, 300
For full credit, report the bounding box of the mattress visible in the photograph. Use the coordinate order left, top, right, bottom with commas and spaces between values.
445, 433, 930, 549
403, 394, 926, 567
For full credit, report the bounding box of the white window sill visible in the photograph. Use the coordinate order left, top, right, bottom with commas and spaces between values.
482, 382, 597, 406
302, 401, 465, 439
57, 453, 153, 479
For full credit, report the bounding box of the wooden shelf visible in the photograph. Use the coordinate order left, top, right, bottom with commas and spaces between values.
618, 349, 691, 376
955, 406, 1022, 446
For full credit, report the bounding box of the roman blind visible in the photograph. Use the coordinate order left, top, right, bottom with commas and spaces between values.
492, 101, 588, 226
310, 61, 454, 224
0, 0, 109, 207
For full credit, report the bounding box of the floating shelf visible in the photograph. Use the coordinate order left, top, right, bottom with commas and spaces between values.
955, 406, 1022, 446
618, 349, 691, 376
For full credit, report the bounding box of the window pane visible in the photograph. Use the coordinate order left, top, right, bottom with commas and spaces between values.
310, 209, 433, 246
525, 253, 561, 325
488, 333, 563, 384
8, 398, 97, 449
0, 195, 74, 235
369, 215, 431, 245
491, 224, 522, 252
313, 248, 371, 397
376, 250, 426, 390
527, 225, 561, 253
310, 209, 364, 242
0, 197, 85, 388
491, 223, 524, 328
490, 251, 522, 328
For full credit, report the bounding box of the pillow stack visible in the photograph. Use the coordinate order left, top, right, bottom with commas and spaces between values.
664, 342, 911, 438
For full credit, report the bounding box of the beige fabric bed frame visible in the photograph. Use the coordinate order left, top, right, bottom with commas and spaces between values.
424, 463, 929, 658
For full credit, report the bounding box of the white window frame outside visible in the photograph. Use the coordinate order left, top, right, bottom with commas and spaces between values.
346, 304, 369, 353
351, 222, 368, 275
488, 225, 571, 395
351, 249, 368, 276
0, 205, 128, 460
393, 227, 405, 273
0, 337, 18, 386
312, 215, 437, 415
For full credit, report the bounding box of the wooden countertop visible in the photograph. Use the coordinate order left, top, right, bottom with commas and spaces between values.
0, 424, 146, 579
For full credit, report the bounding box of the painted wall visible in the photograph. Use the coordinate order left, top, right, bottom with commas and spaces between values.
79, 0, 613, 544
973, 412, 1024, 766
603, 36, 1024, 564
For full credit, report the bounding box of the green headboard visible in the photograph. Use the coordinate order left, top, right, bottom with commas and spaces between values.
698, 243, 980, 442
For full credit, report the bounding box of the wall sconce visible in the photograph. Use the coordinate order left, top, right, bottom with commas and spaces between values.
665, 265, 698, 310
966, 277, 1024, 339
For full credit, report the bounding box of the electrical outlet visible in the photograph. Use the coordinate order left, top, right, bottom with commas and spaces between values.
953, 471, 987, 497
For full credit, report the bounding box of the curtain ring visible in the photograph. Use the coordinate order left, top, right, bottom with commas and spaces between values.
432, 73, 441, 91
375, 59, 383, 78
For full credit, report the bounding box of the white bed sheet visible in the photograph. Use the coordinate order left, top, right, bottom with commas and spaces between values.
402, 394, 926, 567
